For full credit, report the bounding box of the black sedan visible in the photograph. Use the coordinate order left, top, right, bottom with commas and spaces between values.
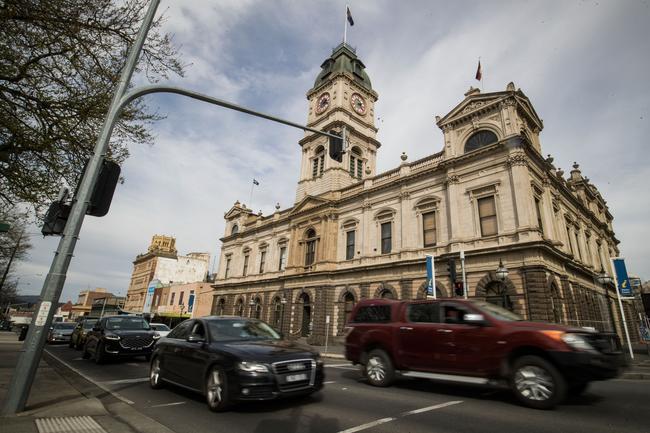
149, 316, 324, 411
82, 315, 160, 363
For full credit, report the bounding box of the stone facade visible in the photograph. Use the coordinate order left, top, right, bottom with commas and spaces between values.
124, 235, 210, 312
201, 43, 638, 345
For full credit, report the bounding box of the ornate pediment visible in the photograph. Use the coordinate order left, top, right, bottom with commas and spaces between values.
224, 202, 252, 220
289, 195, 332, 216
437, 86, 543, 132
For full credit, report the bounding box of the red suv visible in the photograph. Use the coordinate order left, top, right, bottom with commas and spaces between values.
345, 298, 625, 409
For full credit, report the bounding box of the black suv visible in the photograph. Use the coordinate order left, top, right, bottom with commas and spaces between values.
149, 316, 324, 411
69, 317, 98, 349
83, 315, 159, 363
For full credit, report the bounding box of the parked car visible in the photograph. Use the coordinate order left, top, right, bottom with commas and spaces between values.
69, 317, 98, 349
47, 322, 76, 344
345, 298, 625, 410
149, 323, 171, 338
82, 315, 159, 363
149, 316, 324, 411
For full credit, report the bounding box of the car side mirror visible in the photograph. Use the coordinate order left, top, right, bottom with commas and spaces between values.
187, 335, 205, 343
463, 313, 487, 326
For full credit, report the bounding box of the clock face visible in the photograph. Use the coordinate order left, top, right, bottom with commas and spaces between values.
350, 93, 366, 115
315, 93, 330, 114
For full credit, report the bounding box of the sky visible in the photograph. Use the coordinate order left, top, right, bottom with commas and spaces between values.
13, 0, 650, 303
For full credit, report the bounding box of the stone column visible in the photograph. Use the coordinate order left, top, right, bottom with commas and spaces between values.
522, 267, 549, 321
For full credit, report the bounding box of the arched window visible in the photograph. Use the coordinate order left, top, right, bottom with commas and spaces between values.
252, 297, 262, 319
235, 298, 244, 317
305, 229, 317, 266
380, 289, 394, 299
212, 297, 226, 316
464, 130, 498, 153
485, 281, 513, 311
418, 284, 443, 299
349, 147, 363, 179
343, 292, 355, 324
299, 293, 311, 337
312, 146, 325, 178
231, 224, 239, 235
549, 283, 562, 323
271, 297, 282, 328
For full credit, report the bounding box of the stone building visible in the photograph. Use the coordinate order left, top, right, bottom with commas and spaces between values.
124, 235, 210, 312
195, 43, 637, 345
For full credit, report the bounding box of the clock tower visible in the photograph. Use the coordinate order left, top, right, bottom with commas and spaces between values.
295, 43, 380, 202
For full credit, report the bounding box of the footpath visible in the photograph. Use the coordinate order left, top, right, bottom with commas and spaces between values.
0, 331, 175, 433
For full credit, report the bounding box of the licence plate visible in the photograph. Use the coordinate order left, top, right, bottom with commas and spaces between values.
285, 373, 308, 383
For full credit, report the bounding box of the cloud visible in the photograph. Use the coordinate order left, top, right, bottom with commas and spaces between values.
14, 0, 650, 302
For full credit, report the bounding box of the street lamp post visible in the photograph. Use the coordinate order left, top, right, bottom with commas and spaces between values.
597, 267, 616, 333
495, 259, 509, 309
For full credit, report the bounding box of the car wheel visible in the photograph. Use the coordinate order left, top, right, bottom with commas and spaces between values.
82, 343, 91, 359
568, 381, 589, 396
205, 366, 230, 412
94, 342, 106, 364
510, 355, 566, 410
149, 357, 164, 389
365, 349, 395, 387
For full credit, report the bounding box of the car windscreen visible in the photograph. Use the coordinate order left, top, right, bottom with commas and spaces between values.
82, 319, 97, 329
207, 319, 281, 342
469, 300, 522, 321
54, 323, 75, 330
105, 317, 149, 330
151, 324, 170, 331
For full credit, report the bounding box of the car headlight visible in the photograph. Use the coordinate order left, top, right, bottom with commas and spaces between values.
153, 333, 161, 340
237, 362, 269, 373
104, 333, 120, 340
561, 333, 596, 352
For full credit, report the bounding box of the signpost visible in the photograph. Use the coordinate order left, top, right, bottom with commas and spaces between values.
610, 257, 634, 359
426, 255, 435, 299
460, 251, 467, 299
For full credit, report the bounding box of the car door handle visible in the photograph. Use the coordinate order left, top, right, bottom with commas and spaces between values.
400, 326, 413, 331
437, 329, 453, 333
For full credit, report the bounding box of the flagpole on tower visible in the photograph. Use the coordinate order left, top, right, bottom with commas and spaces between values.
344, 4, 348, 44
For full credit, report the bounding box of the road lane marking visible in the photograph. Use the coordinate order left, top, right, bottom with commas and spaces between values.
323, 381, 336, 384
338, 417, 396, 433
149, 401, 187, 408
44, 349, 135, 405
401, 400, 463, 415
337, 400, 462, 433
325, 363, 352, 367
100, 377, 149, 385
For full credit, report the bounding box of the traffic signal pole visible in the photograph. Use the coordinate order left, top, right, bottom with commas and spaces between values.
3, 0, 344, 415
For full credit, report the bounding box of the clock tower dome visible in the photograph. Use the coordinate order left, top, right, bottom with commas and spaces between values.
295, 43, 380, 202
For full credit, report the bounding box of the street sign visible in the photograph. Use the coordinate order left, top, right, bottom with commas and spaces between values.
142, 279, 161, 314
612, 258, 634, 297
426, 255, 435, 298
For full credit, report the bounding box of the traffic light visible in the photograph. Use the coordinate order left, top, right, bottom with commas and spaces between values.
41, 201, 71, 236
328, 130, 343, 162
87, 159, 120, 217
447, 258, 457, 283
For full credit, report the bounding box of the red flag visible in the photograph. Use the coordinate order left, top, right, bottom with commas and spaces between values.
475, 60, 482, 81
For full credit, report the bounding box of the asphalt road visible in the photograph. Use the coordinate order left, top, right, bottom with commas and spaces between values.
44, 344, 649, 433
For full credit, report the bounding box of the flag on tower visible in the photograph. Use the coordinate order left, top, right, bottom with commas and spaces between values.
347, 6, 354, 26
252, 179, 259, 186
475, 60, 482, 81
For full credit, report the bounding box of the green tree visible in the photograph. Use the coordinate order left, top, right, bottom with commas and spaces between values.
0, 0, 184, 216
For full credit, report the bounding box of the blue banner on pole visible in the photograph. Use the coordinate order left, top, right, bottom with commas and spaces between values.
425, 255, 434, 297
612, 258, 633, 297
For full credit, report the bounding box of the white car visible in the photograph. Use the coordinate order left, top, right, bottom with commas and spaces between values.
149, 323, 171, 338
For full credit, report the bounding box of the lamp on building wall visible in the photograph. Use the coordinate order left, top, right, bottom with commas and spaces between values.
495, 259, 508, 281
597, 267, 612, 285
495, 259, 510, 310
249, 298, 255, 318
